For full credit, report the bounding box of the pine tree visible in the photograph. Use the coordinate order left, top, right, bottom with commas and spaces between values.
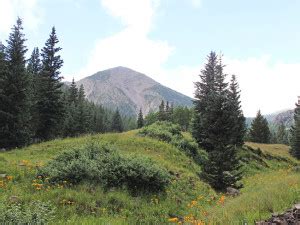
27, 47, 41, 75
75, 84, 90, 134
0, 18, 31, 148
193, 52, 242, 190
36, 27, 64, 140
277, 122, 288, 145
137, 108, 144, 128
158, 100, 166, 121
111, 109, 123, 132
68, 78, 78, 104
249, 110, 271, 143
27, 47, 41, 138
227, 75, 246, 146
290, 101, 300, 159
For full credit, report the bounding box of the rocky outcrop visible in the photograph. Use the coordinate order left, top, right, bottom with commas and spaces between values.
256, 204, 300, 225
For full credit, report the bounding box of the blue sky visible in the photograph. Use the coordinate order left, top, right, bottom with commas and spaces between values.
0, 0, 300, 116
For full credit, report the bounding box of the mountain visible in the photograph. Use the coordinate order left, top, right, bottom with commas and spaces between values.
246, 109, 294, 128
76, 66, 193, 116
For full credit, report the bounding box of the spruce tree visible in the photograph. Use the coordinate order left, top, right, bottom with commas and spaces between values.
227, 75, 246, 146
27, 47, 41, 138
137, 108, 144, 128
276, 122, 288, 145
0, 18, 31, 148
158, 100, 166, 121
36, 27, 64, 140
249, 110, 271, 143
111, 109, 123, 132
68, 78, 78, 104
75, 84, 90, 134
193, 52, 242, 190
290, 101, 300, 159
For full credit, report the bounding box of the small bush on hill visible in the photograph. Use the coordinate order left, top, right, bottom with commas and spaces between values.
0, 201, 55, 224
138, 121, 208, 165
39, 144, 170, 193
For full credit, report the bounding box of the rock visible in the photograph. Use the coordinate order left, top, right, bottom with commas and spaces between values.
226, 187, 240, 197
0, 174, 6, 178
9, 196, 20, 203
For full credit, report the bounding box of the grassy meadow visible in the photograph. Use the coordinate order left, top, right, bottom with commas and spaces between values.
0, 130, 299, 224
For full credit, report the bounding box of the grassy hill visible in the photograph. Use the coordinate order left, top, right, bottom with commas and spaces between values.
0, 129, 299, 224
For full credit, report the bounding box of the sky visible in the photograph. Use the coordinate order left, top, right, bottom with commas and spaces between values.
0, 0, 300, 117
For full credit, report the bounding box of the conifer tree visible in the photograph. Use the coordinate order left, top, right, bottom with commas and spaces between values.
227, 75, 246, 146
137, 108, 144, 128
27, 47, 41, 138
290, 101, 300, 159
249, 110, 271, 143
193, 52, 242, 190
75, 84, 90, 134
111, 109, 123, 132
0, 18, 31, 148
68, 78, 78, 104
36, 27, 64, 140
277, 122, 288, 145
158, 100, 166, 121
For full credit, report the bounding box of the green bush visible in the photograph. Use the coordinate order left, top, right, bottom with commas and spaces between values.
138, 122, 208, 165
0, 201, 56, 224
39, 143, 170, 193
138, 121, 181, 142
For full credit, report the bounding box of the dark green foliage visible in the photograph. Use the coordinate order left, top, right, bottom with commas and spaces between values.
276, 122, 288, 145
290, 102, 300, 159
0, 201, 56, 224
0, 18, 31, 149
137, 108, 144, 128
158, 100, 166, 121
111, 109, 123, 132
36, 27, 64, 140
139, 121, 208, 165
249, 110, 271, 143
67, 78, 78, 104
192, 52, 243, 190
228, 75, 246, 146
39, 144, 171, 193
172, 106, 192, 131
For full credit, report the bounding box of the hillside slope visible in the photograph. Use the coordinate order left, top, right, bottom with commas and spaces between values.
0, 131, 299, 224
76, 67, 193, 116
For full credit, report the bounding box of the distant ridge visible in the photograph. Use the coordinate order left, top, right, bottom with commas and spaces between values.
76, 66, 193, 116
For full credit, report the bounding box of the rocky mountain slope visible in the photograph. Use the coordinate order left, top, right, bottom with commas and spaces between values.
76, 67, 193, 116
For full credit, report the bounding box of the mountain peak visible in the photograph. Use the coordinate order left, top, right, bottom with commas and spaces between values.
77, 67, 193, 116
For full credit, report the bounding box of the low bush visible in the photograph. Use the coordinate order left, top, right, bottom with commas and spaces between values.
139, 122, 208, 165
0, 201, 56, 224
39, 143, 171, 193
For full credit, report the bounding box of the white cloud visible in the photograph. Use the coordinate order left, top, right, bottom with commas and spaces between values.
0, 0, 42, 37
76, 0, 173, 80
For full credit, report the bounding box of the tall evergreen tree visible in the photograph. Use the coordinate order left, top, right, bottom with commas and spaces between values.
36, 27, 64, 140
193, 52, 242, 190
249, 110, 271, 143
137, 108, 144, 128
290, 101, 300, 159
75, 84, 90, 134
276, 122, 288, 145
111, 109, 123, 132
68, 78, 78, 104
158, 100, 166, 121
0, 18, 31, 148
27, 47, 41, 138
227, 75, 246, 146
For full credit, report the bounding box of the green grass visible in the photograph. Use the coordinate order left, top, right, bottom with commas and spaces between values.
0, 131, 299, 224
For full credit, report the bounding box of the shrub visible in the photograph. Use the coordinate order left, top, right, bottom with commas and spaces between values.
39, 143, 170, 193
0, 201, 56, 224
139, 122, 208, 165
138, 121, 181, 142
